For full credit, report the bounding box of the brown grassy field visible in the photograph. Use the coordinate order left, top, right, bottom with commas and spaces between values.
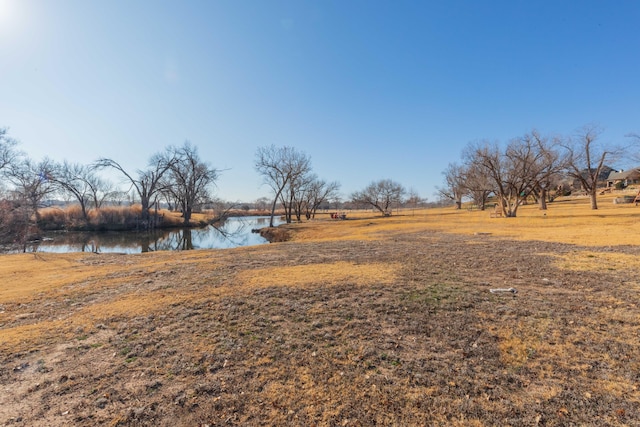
1, 194, 640, 426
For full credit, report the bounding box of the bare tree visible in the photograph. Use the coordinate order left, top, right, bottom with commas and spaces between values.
460, 155, 494, 211
255, 145, 311, 227
561, 125, 617, 210
0, 199, 25, 246
467, 134, 558, 218
0, 128, 19, 172
351, 179, 406, 216
254, 196, 270, 211
405, 188, 426, 214
437, 163, 466, 209
284, 169, 315, 223
95, 150, 176, 228
287, 171, 314, 222
104, 190, 130, 207
623, 132, 640, 168
296, 177, 341, 220
164, 142, 218, 225
50, 161, 112, 224
466, 141, 509, 215
5, 157, 56, 223
4, 157, 56, 249
0, 180, 29, 247
522, 131, 566, 210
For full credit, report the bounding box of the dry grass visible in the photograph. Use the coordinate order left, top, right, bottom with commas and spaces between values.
237, 261, 400, 289
38, 205, 203, 230
296, 194, 640, 246
0, 253, 93, 301
2, 193, 640, 426
548, 250, 640, 273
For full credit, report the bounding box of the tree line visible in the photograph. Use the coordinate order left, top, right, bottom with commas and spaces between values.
11, 122, 622, 250
0, 126, 429, 252
254, 145, 429, 226
437, 125, 636, 217
0, 128, 217, 247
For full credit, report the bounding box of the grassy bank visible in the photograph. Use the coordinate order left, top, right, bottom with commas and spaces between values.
37, 205, 199, 231
1, 194, 639, 425
37, 206, 279, 232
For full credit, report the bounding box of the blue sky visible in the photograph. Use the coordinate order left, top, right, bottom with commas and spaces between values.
1, 0, 639, 202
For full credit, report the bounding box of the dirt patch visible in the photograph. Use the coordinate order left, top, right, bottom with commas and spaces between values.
1, 230, 640, 425
259, 226, 291, 243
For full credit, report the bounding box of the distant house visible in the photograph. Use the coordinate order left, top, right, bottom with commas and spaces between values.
571, 165, 616, 191
607, 168, 640, 188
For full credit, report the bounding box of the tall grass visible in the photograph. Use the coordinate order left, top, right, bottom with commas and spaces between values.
38, 205, 185, 231
92, 205, 142, 229
38, 207, 68, 230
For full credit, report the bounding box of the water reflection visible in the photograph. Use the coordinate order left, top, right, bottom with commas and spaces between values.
25, 216, 281, 254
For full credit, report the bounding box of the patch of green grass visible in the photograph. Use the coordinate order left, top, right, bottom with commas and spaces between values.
380, 353, 401, 366
403, 282, 462, 307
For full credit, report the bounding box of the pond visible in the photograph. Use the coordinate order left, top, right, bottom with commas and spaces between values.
17, 216, 283, 254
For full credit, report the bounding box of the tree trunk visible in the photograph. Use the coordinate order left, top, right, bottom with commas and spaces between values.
183, 207, 192, 225
269, 198, 278, 228
285, 203, 292, 223
81, 202, 90, 224
181, 229, 193, 250
539, 188, 548, 210
590, 190, 598, 210
269, 187, 286, 227
501, 196, 516, 217
140, 195, 151, 227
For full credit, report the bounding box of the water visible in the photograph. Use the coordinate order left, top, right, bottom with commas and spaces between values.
18, 216, 283, 254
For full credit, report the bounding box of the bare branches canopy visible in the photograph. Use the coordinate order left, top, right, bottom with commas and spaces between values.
164, 142, 219, 225
437, 163, 466, 210
49, 161, 113, 223
561, 125, 619, 210
0, 128, 19, 172
94, 150, 177, 227
465, 132, 565, 217
254, 145, 312, 227
441, 125, 623, 215
351, 179, 407, 216
95, 143, 219, 227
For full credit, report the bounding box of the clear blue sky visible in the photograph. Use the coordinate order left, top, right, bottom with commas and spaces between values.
2, 0, 639, 202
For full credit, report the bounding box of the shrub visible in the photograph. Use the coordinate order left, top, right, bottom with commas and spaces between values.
39, 207, 69, 230
0, 200, 31, 246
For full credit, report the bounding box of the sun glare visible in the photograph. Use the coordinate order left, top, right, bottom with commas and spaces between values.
0, 0, 28, 36
0, 0, 10, 21
0, 0, 15, 33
